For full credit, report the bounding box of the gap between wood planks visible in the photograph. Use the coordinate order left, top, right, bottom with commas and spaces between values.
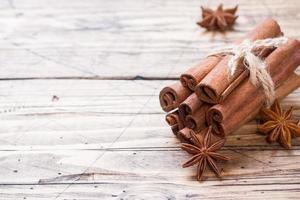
0, 145, 300, 152
0, 180, 299, 187
0, 76, 178, 81
0, 67, 297, 81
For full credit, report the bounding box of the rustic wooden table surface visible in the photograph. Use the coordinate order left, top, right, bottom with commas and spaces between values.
0, 0, 299, 199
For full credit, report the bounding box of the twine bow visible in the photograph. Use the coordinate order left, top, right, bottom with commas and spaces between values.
211, 36, 289, 106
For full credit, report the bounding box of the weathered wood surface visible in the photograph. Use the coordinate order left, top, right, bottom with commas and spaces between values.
0, 0, 299, 79
0, 0, 300, 199
0, 80, 299, 199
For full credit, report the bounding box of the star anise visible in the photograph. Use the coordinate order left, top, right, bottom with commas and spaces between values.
258, 100, 300, 149
181, 127, 229, 181
197, 4, 238, 31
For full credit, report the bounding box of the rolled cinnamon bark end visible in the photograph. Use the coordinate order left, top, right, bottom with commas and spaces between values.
165, 111, 180, 126
166, 110, 184, 135
178, 93, 203, 121
206, 106, 223, 123
170, 124, 180, 135
180, 56, 223, 91
210, 122, 226, 137
178, 103, 191, 121
195, 57, 229, 103
185, 104, 210, 131
206, 106, 226, 137
196, 83, 219, 104
206, 105, 230, 137
185, 115, 206, 132
195, 18, 283, 104
159, 82, 192, 112
185, 115, 197, 130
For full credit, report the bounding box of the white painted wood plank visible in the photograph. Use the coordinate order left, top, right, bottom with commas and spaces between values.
1, 148, 300, 185
0, 80, 298, 190
0, 0, 299, 78
1, 180, 300, 200
0, 79, 298, 149
0, 79, 165, 114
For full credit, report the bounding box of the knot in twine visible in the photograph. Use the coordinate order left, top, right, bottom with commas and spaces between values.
211, 36, 289, 106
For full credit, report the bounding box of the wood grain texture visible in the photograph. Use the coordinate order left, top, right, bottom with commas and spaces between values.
2, 180, 300, 200
0, 0, 299, 79
0, 0, 300, 199
0, 80, 299, 199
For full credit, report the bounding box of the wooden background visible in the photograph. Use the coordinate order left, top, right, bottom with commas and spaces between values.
0, 0, 299, 199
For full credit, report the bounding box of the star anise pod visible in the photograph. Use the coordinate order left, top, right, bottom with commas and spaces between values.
181, 127, 229, 181
258, 100, 300, 149
197, 4, 238, 31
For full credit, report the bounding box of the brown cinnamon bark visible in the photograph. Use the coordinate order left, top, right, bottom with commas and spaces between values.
185, 104, 210, 131
207, 40, 300, 136
177, 127, 193, 142
209, 73, 300, 136
195, 18, 283, 104
178, 93, 210, 132
159, 82, 192, 112
165, 110, 184, 135
180, 55, 223, 91
177, 127, 223, 145
178, 93, 203, 121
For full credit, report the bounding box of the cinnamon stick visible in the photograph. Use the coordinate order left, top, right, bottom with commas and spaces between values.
210, 73, 300, 136
165, 110, 184, 135
177, 127, 223, 145
185, 104, 210, 131
207, 40, 300, 136
159, 82, 192, 112
178, 93, 203, 121
195, 18, 283, 104
180, 55, 223, 91
177, 127, 193, 143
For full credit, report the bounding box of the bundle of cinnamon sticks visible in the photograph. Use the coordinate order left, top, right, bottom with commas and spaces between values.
160, 18, 300, 143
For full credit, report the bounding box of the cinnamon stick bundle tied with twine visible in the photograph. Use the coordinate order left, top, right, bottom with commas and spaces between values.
212, 36, 289, 106
207, 73, 300, 136
195, 18, 283, 104
159, 18, 300, 182
207, 39, 300, 136
160, 18, 281, 114
160, 18, 299, 141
